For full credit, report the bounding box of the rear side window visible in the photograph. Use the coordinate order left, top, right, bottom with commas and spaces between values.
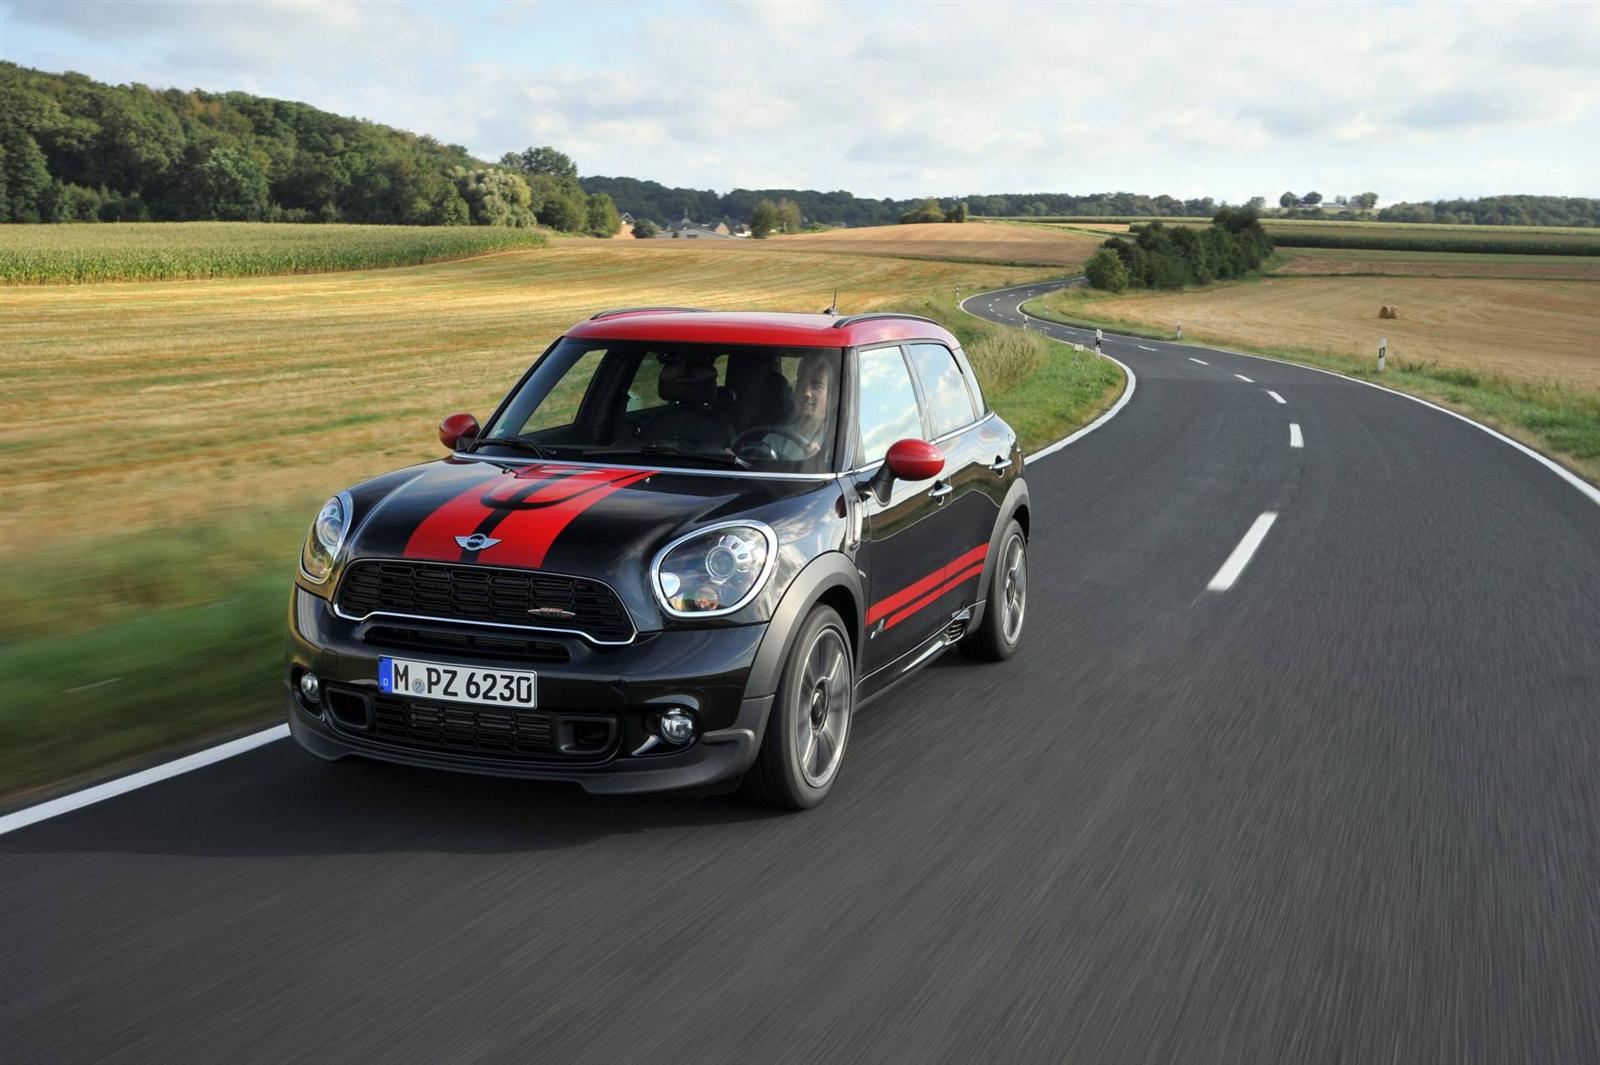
906, 343, 978, 437
856, 346, 923, 465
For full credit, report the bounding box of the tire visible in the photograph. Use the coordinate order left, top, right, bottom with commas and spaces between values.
741, 605, 854, 810
959, 519, 1027, 662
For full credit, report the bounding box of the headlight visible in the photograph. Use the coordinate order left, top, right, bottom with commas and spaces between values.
300, 492, 353, 584
652, 522, 777, 618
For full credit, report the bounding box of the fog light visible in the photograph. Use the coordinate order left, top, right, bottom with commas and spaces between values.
299, 672, 320, 702
658, 708, 696, 746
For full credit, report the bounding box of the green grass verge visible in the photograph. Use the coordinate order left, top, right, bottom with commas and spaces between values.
1023, 294, 1600, 483
0, 300, 1123, 802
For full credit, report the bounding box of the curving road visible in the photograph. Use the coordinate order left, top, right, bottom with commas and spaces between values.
4, 282, 1599, 1063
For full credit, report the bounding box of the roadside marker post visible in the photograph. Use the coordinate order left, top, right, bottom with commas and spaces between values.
1095, 327, 1103, 353
1176, 320, 1183, 340
1379, 337, 1387, 373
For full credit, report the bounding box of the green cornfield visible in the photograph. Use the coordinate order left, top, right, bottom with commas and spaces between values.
0, 222, 549, 283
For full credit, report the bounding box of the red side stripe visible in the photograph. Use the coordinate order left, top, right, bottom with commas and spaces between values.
883, 560, 986, 630
867, 542, 989, 626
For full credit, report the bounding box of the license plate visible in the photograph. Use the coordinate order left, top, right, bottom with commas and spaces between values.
379, 657, 537, 708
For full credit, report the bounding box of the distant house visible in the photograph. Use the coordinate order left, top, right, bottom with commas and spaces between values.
654, 214, 735, 240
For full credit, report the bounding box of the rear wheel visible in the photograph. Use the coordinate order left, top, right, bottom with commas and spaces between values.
741, 605, 854, 810
959, 520, 1026, 662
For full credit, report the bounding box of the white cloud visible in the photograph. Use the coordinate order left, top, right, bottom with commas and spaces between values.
1, 0, 1595, 200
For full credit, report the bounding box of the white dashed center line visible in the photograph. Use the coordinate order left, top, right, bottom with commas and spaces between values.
1234, 373, 1254, 383
1289, 423, 1304, 448
1207, 512, 1279, 592
1266, 390, 1286, 404
1189, 357, 1209, 366
1137, 344, 1157, 351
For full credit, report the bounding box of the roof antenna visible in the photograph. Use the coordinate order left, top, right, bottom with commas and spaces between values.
823, 288, 838, 316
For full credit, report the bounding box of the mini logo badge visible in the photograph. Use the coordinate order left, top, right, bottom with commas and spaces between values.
528, 606, 577, 619
455, 533, 501, 551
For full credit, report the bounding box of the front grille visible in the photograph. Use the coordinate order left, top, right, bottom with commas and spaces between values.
362, 625, 571, 663
336, 560, 634, 643
372, 694, 558, 757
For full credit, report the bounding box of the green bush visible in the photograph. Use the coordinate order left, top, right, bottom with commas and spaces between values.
1085, 248, 1128, 292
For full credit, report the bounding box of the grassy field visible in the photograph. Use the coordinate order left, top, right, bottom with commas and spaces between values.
0, 222, 549, 283
768, 221, 1103, 266
1269, 247, 1600, 281
0, 235, 1126, 799
1031, 277, 1600, 481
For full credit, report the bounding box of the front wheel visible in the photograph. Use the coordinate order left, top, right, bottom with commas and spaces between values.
959, 520, 1027, 662
741, 605, 854, 810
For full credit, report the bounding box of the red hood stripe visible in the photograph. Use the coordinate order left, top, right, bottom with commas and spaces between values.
486, 468, 656, 569
403, 464, 651, 563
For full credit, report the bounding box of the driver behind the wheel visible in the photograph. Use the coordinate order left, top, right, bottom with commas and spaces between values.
738, 353, 834, 464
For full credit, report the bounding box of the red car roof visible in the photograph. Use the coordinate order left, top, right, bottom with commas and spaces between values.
564, 309, 961, 349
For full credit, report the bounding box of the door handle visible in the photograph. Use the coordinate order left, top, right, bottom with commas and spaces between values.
988, 456, 1011, 474
927, 481, 953, 500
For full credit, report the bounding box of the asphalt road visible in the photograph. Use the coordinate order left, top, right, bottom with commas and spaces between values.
5, 283, 1599, 1064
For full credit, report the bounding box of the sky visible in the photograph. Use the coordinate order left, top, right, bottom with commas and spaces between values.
2, 0, 1596, 205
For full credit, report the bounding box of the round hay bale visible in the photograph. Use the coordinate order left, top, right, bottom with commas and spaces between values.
1378, 305, 1398, 319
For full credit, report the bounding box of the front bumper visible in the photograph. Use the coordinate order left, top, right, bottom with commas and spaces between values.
285, 588, 774, 794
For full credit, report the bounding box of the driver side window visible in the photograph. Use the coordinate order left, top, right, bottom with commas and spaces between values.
856, 346, 923, 465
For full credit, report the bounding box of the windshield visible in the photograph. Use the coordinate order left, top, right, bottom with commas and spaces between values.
480, 339, 843, 474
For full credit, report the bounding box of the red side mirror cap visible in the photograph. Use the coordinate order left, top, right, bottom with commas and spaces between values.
439, 412, 480, 451
885, 438, 944, 481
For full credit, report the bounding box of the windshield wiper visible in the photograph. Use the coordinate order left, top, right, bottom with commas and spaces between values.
581, 443, 750, 470
473, 435, 555, 459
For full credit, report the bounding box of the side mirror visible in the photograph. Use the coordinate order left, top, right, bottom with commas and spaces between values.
886, 438, 945, 481
866, 439, 945, 502
439, 412, 480, 451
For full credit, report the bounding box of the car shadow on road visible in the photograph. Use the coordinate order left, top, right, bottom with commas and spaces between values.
1, 742, 787, 859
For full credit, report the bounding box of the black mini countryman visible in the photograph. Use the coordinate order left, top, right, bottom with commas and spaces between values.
286, 308, 1030, 808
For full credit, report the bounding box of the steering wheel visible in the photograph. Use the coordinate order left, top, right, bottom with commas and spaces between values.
733, 425, 811, 461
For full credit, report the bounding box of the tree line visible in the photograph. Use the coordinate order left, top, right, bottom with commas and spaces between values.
579, 176, 1227, 228
0, 63, 620, 235
1376, 195, 1598, 228
1084, 208, 1273, 291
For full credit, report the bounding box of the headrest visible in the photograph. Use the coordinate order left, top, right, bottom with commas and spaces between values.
657, 358, 718, 404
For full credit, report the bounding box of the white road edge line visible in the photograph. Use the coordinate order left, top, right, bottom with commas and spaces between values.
0, 725, 290, 837
963, 284, 1137, 465
2, 279, 1135, 839
1234, 373, 1254, 383
1266, 390, 1286, 404
1289, 423, 1304, 448
1210, 347, 1600, 507
1207, 512, 1279, 592
1043, 313, 1598, 507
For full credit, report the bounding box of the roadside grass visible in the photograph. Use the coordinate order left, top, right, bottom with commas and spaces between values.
1025, 286, 1600, 484
1, 240, 1116, 801
0, 221, 550, 283
886, 292, 1126, 452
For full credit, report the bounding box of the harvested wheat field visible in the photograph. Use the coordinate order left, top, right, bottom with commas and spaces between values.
0, 240, 1046, 549
1271, 247, 1600, 281
1056, 276, 1600, 389
768, 221, 1101, 266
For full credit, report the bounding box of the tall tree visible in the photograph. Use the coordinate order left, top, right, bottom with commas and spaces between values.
750, 199, 780, 239
1279, 191, 1298, 209
584, 191, 621, 237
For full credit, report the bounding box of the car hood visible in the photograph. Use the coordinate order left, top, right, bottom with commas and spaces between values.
340, 456, 826, 619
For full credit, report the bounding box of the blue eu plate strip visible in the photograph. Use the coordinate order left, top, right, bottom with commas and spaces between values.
378, 657, 393, 693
